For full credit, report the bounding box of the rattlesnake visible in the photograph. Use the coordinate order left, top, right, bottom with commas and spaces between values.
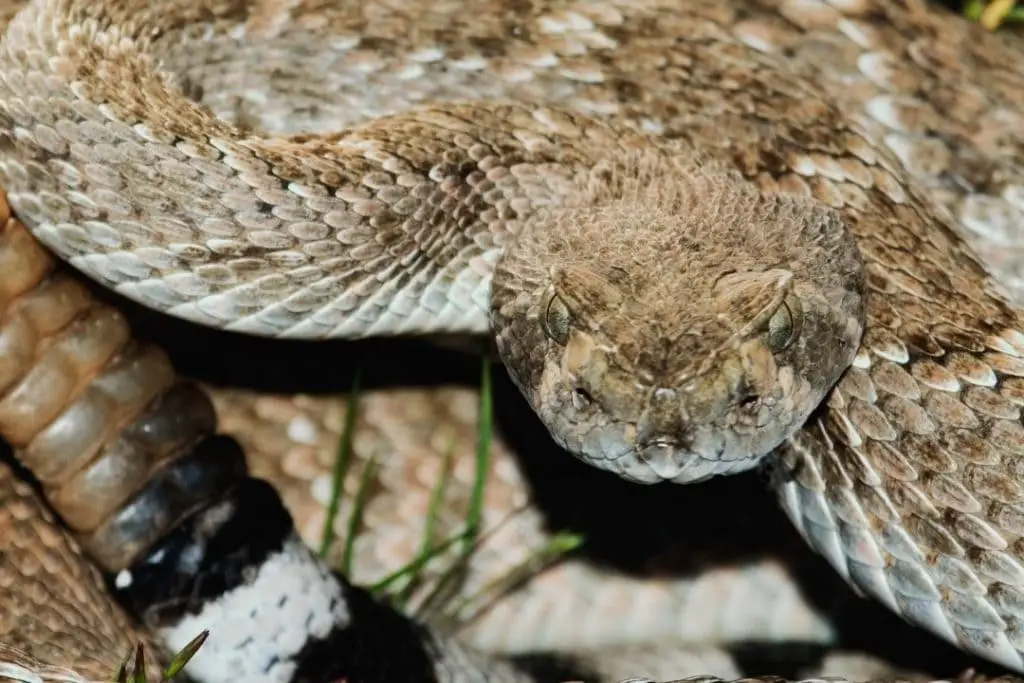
2, 0, 1024, 682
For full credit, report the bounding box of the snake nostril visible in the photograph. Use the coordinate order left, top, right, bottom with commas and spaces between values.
739, 393, 759, 410
571, 387, 593, 409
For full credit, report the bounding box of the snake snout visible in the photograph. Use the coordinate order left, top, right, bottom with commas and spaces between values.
635, 438, 688, 480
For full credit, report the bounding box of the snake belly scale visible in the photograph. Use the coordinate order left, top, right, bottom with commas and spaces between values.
2, 0, 1024, 681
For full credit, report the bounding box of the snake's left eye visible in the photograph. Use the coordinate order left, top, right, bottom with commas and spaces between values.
543, 293, 571, 345
766, 297, 802, 352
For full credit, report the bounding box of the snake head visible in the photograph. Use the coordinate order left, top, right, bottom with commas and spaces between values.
491, 158, 865, 484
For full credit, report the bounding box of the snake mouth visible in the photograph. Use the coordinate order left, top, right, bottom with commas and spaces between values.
616, 437, 761, 484
612, 438, 717, 484
635, 439, 686, 479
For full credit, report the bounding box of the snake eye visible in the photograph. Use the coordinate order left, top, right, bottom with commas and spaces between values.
571, 387, 593, 410
543, 292, 571, 345
766, 297, 802, 352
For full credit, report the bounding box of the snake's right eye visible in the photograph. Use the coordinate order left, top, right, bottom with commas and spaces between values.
543, 292, 571, 345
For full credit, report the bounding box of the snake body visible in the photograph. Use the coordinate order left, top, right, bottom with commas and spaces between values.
2, 0, 1024, 681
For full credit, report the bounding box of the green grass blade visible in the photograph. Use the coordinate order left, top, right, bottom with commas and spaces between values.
341, 451, 377, 577
446, 531, 584, 630
110, 633, 209, 682
114, 644, 145, 683
413, 356, 497, 618
162, 631, 209, 680
463, 355, 492, 554
965, 0, 1022, 28
390, 433, 458, 606
422, 434, 456, 558
411, 357, 496, 619
369, 528, 471, 595
411, 501, 534, 623
112, 650, 131, 683
319, 370, 362, 558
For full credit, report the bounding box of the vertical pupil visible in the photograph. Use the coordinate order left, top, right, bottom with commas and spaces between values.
545, 294, 571, 343
768, 304, 792, 350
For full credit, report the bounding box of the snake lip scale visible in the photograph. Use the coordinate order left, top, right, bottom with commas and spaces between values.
2, 0, 1024, 681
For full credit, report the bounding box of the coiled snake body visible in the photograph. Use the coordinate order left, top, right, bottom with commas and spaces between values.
2, 0, 1024, 681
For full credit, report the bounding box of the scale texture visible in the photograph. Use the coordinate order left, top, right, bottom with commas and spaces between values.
1, 0, 1024, 682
